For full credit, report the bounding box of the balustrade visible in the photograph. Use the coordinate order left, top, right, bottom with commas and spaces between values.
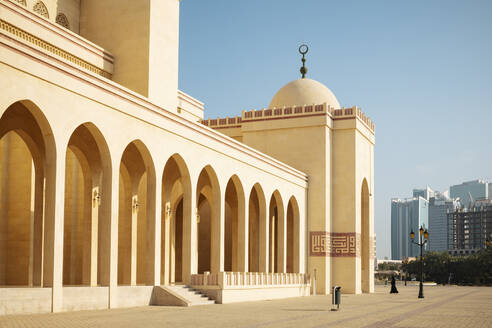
190, 272, 310, 289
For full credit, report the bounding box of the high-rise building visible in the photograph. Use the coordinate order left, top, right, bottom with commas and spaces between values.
413, 186, 435, 200
450, 180, 489, 208
393, 181, 490, 259
448, 200, 492, 256
428, 193, 457, 252
391, 197, 429, 260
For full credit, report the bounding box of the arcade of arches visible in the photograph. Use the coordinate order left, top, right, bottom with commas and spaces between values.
0, 101, 301, 290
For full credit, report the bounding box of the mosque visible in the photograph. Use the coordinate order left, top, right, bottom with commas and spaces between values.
0, 0, 375, 315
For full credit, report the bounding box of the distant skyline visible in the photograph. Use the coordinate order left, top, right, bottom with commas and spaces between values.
178, 0, 492, 259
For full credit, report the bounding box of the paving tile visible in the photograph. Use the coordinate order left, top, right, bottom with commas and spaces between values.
0, 285, 491, 328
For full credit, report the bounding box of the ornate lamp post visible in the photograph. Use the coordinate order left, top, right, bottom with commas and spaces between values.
410, 226, 428, 299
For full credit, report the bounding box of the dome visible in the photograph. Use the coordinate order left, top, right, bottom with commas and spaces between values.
269, 78, 340, 109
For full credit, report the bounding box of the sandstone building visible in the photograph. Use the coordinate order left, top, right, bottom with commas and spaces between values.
0, 0, 375, 314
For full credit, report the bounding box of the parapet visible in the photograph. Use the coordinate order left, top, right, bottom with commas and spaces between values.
202, 103, 375, 132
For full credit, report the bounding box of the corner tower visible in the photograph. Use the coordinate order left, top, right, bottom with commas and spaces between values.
80, 0, 180, 111
204, 48, 375, 294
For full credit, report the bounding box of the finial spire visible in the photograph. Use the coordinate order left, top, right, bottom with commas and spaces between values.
299, 44, 309, 78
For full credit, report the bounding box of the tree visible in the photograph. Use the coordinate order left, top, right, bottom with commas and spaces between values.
399, 249, 492, 286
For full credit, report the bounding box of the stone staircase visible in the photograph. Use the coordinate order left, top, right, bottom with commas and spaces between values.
151, 285, 215, 307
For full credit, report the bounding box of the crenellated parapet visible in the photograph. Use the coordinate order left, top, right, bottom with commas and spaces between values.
202, 103, 375, 132
201, 115, 243, 129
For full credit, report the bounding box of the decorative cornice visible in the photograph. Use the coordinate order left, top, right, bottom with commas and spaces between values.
0, 31, 308, 185
0, 19, 112, 79
2, 0, 114, 61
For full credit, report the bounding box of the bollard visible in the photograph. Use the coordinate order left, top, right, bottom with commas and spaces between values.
331, 286, 341, 311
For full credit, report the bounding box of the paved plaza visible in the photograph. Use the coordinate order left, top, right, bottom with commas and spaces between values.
1, 285, 491, 328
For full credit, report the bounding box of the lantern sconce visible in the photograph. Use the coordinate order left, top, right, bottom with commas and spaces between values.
132, 198, 140, 212
93, 190, 101, 207
165, 203, 172, 220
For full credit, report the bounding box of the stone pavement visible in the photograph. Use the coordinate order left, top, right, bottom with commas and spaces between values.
1, 285, 491, 328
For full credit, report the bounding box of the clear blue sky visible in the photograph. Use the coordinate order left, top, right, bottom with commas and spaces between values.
178, 0, 492, 259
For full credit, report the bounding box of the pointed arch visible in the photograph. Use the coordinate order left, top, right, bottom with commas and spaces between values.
224, 174, 245, 272
117, 140, 156, 286
161, 153, 192, 284
196, 165, 221, 274
248, 183, 267, 272
55, 13, 70, 29
0, 100, 56, 287
13, 0, 27, 7
62, 122, 112, 286
33, 1, 49, 19
286, 196, 300, 273
269, 190, 285, 273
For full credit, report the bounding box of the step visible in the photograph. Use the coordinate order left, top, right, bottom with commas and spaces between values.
152, 286, 215, 306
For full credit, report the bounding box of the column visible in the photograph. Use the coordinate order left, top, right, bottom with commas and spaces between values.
82, 185, 100, 286
277, 205, 287, 273
211, 189, 224, 274
182, 184, 197, 284
32, 165, 45, 286
237, 197, 248, 272
130, 194, 138, 285
43, 150, 65, 312
162, 199, 172, 285
269, 216, 275, 272
148, 176, 161, 286
259, 206, 269, 273
107, 163, 119, 308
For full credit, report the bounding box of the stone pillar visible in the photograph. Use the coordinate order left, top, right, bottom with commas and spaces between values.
32, 165, 45, 287
43, 149, 65, 312
107, 163, 119, 308
169, 206, 175, 284
182, 184, 197, 284
162, 200, 171, 285
237, 196, 248, 272
0, 137, 9, 286
211, 189, 224, 274
130, 194, 138, 286
269, 216, 275, 272
82, 185, 100, 287
277, 204, 287, 273
148, 176, 161, 286
259, 209, 269, 273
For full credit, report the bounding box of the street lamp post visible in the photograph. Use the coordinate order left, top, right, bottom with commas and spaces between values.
410, 226, 428, 299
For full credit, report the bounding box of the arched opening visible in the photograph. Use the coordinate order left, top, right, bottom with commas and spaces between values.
248, 183, 266, 272
55, 13, 70, 29
0, 101, 55, 287
196, 166, 220, 274
14, 0, 27, 7
361, 179, 370, 293
117, 141, 156, 286
161, 154, 191, 285
268, 191, 285, 273
62, 123, 111, 286
286, 196, 300, 273
224, 175, 245, 272
33, 1, 49, 19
